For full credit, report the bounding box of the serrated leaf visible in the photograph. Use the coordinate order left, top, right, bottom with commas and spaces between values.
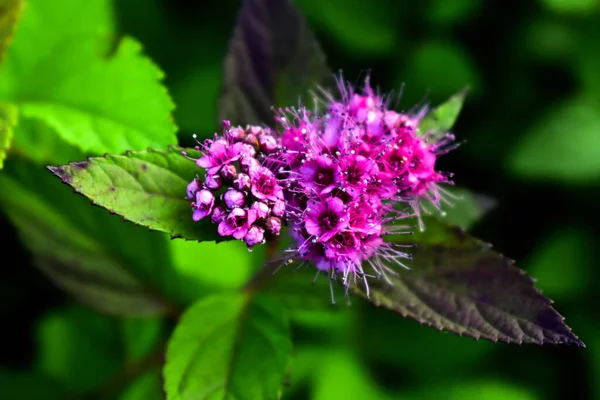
419, 89, 467, 138
508, 96, 600, 183
0, 102, 17, 169
164, 293, 292, 400
219, 0, 332, 126
0, 0, 176, 154
353, 218, 584, 346
0, 159, 170, 316
48, 147, 219, 242
0, 0, 23, 66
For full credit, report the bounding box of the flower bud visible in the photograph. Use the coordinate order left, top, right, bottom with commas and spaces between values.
204, 173, 223, 190
244, 225, 265, 248
251, 201, 270, 220
210, 204, 227, 223
186, 179, 200, 199
240, 156, 260, 174
272, 199, 285, 217
192, 189, 215, 221
226, 126, 245, 143
259, 134, 278, 153
246, 126, 264, 137
265, 216, 281, 235
220, 164, 237, 181
244, 133, 259, 147
223, 188, 246, 208
233, 173, 251, 191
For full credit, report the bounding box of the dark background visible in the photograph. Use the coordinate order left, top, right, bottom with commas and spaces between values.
1, 0, 598, 399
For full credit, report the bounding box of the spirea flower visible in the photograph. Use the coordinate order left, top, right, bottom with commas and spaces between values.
184, 121, 286, 250
183, 74, 457, 300
265, 75, 456, 296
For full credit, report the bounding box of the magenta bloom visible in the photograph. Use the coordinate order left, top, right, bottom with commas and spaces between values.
192, 189, 215, 221
218, 208, 257, 240
299, 155, 339, 194
196, 140, 252, 175
305, 197, 349, 241
186, 179, 200, 199
244, 225, 265, 247
264, 74, 453, 291
185, 121, 286, 249
250, 166, 284, 201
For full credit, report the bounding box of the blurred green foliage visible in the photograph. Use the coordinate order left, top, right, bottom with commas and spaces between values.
1, 0, 599, 399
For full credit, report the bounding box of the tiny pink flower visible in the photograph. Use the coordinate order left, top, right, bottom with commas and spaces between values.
244, 225, 265, 247
223, 188, 246, 208
250, 166, 284, 201
251, 201, 270, 220
217, 208, 257, 240
305, 197, 349, 242
192, 189, 215, 221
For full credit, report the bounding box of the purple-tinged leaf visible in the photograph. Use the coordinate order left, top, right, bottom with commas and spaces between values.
219, 0, 332, 126
354, 218, 584, 346
0, 159, 170, 317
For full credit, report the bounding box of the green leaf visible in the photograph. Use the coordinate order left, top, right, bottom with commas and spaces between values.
0, 159, 170, 316
119, 370, 164, 400
0, 0, 177, 154
508, 96, 600, 183
421, 186, 496, 231
526, 227, 592, 299
353, 218, 584, 346
48, 147, 219, 242
121, 318, 165, 362
0, 102, 17, 168
296, 0, 397, 55
401, 41, 481, 105
219, 0, 332, 126
426, 0, 484, 26
539, 0, 597, 15
312, 351, 387, 400
0, 369, 65, 400
169, 240, 253, 293
164, 293, 292, 400
419, 89, 468, 138
0, 0, 23, 65
11, 116, 83, 165
403, 381, 538, 400
35, 305, 121, 394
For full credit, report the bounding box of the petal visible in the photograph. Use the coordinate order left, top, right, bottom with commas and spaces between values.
193, 208, 209, 222
232, 227, 248, 240
196, 156, 213, 168
247, 209, 257, 226
218, 220, 234, 236
305, 218, 321, 237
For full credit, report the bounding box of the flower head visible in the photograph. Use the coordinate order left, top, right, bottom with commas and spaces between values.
183, 121, 286, 249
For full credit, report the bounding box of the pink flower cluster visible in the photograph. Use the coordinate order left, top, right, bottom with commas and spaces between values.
185, 76, 455, 291
184, 122, 285, 249
269, 77, 455, 290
